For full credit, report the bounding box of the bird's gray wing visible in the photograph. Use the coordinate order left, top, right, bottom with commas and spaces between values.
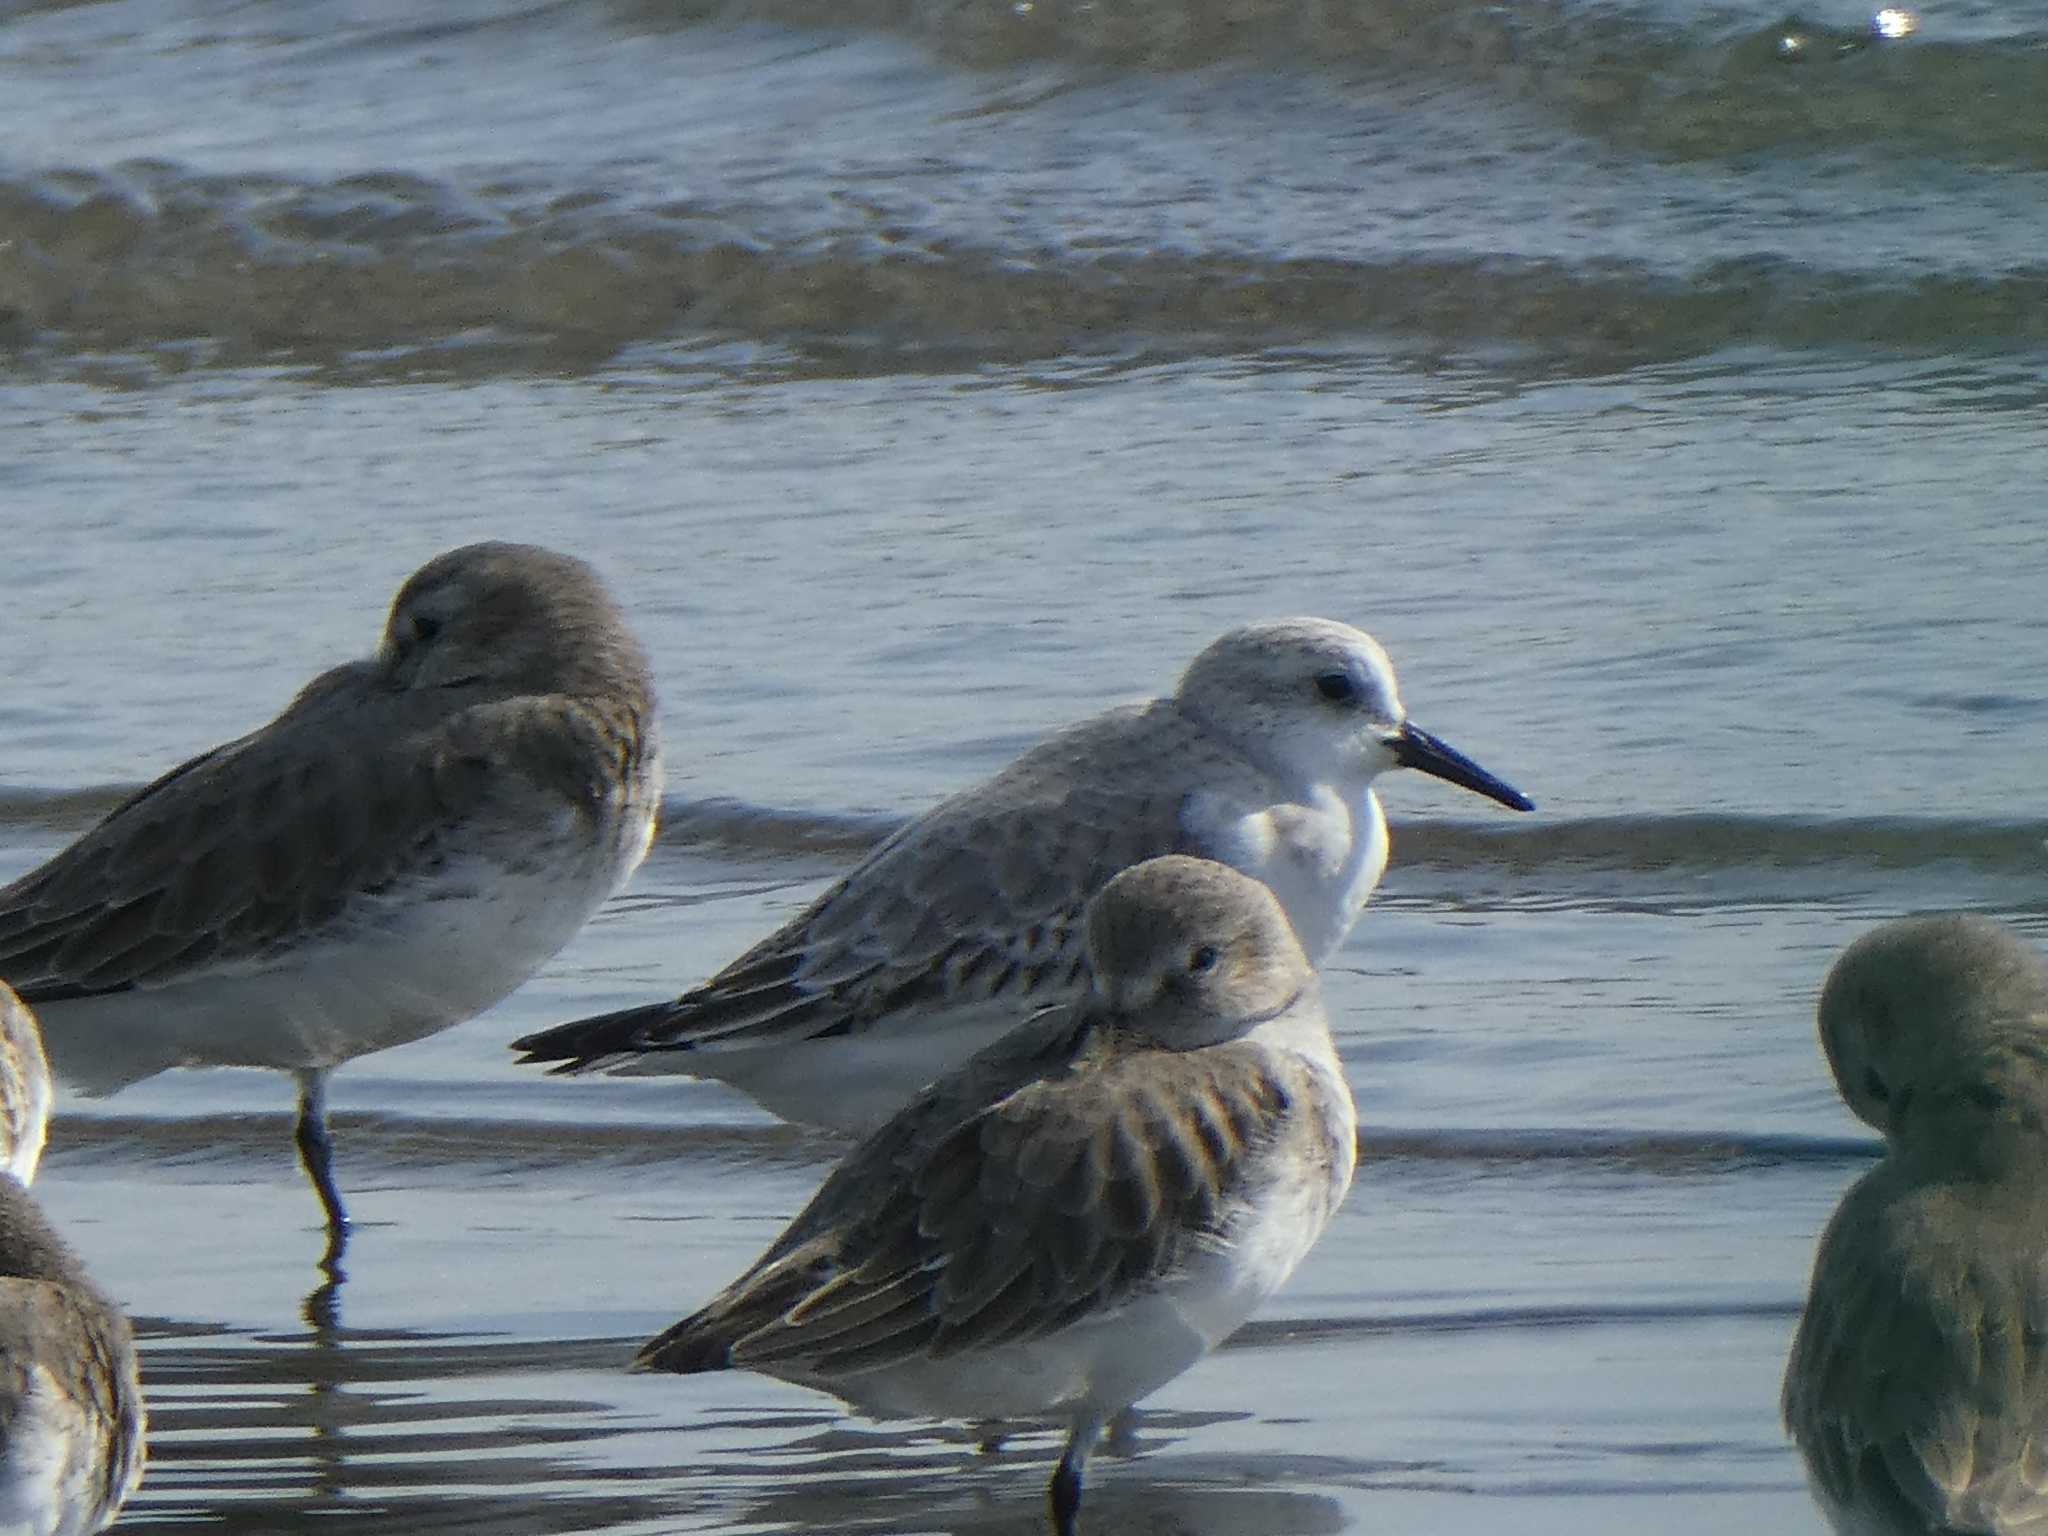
517, 703, 1270, 1069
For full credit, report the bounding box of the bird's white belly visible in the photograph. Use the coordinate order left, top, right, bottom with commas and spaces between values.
0, 1366, 102, 1536
36, 837, 636, 1094
628, 1000, 1035, 1132
1190, 787, 1388, 966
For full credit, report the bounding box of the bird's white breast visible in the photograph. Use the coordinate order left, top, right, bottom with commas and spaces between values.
38, 793, 655, 1092
1185, 783, 1388, 966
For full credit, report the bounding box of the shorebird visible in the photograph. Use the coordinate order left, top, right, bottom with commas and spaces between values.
1784, 914, 2048, 1535
635, 855, 1357, 1535
0, 985, 51, 1188
0, 1172, 146, 1536
516, 617, 1529, 1129
0, 542, 662, 1263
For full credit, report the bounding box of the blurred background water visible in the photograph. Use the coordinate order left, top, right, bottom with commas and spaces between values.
3, 0, 2046, 1530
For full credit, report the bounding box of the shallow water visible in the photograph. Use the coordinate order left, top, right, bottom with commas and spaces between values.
5, 0, 2048, 1530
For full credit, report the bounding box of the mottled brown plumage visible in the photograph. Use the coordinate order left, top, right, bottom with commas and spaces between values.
0, 1175, 144, 1535
636, 855, 1357, 1536
644, 1025, 1302, 1376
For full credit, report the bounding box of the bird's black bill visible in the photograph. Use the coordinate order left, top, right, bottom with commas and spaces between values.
1393, 723, 1534, 812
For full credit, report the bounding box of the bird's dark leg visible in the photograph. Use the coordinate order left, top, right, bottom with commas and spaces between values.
293, 1069, 350, 1271
1048, 1416, 1102, 1536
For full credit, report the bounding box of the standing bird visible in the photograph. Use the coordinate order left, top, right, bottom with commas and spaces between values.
636, 855, 1358, 1536
0, 1173, 146, 1536
0, 543, 662, 1263
516, 617, 1529, 1130
1784, 914, 2048, 1535
0, 986, 51, 1188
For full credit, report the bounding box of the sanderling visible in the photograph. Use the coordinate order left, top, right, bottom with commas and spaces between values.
1784, 914, 2048, 1535
0, 984, 51, 1187
0, 1172, 146, 1535
516, 616, 1528, 1129
0, 542, 662, 1263
635, 855, 1356, 1535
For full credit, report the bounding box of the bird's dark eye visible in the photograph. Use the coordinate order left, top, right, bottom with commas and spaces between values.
1189, 944, 1220, 975
1862, 1068, 1889, 1104
409, 613, 443, 646
1314, 672, 1356, 704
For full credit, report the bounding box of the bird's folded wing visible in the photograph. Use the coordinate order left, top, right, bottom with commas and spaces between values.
1786, 1173, 2048, 1532
0, 675, 612, 1000
519, 707, 1269, 1067
636, 1035, 1291, 1374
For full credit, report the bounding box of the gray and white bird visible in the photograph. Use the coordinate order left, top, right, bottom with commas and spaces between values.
1784, 913, 2048, 1536
0, 1174, 145, 1536
635, 854, 1358, 1536
0, 542, 662, 1262
517, 617, 1528, 1130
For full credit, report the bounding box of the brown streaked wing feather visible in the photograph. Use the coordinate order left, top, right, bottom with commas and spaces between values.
608, 704, 1269, 1055
0, 672, 622, 999
639, 1020, 1293, 1376
100, 1340, 142, 1518
64, 1285, 143, 1519
630, 1010, 1089, 1372
0, 1277, 140, 1510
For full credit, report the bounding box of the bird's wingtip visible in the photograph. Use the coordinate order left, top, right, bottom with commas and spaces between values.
633, 1324, 730, 1375
509, 1001, 685, 1070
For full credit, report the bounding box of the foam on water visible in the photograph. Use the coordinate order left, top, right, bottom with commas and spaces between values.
1, 0, 2046, 373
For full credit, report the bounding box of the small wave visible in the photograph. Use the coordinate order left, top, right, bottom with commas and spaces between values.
659, 796, 902, 861
0, 784, 137, 834
51, 1107, 1879, 1177
50, 1107, 843, 1174
1393, 813, 2048, 880
6, 786, 2044, 900
1365, 1125, 1877, 1172
675, 804, 2048, 916
1381, 813, 2048, 913
4, 160, 2048, 373
1233, 1295, 1802, 1350
636, 0, 2048, 164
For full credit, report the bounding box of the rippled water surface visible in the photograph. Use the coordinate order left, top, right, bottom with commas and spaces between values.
5, 0, 2048, 1530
